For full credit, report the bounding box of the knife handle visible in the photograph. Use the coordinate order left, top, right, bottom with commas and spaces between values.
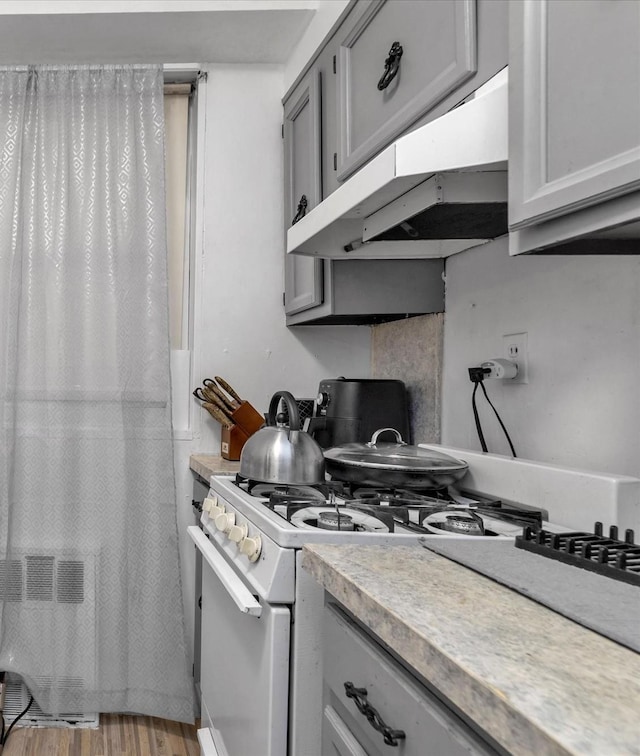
202, 389, 233, 416
193, 387, 208, 402
214, 376, 242, 405
203, 402, 233, 428
203, 379, 237, 411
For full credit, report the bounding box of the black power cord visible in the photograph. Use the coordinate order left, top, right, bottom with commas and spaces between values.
0, 670, 5, 749
0, 672, 34, 751
468, 367, 517, 457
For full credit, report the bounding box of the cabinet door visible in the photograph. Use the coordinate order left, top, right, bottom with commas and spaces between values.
509, 0, 640, 230
283, 70, 323, 316
337, 0, 477, 180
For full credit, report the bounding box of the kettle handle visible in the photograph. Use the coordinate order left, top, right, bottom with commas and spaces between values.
268, 391, 301, 432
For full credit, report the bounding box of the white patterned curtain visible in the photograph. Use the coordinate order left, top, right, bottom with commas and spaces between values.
0, 66, 194, 722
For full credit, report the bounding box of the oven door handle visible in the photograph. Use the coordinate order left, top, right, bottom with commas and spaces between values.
188, 526, 262, 617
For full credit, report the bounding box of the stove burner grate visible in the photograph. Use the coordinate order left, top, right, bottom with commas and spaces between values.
516, 522, 640, 586
349, 486, 452, 508
235, 474, 351, 500
232, 475, 546, 536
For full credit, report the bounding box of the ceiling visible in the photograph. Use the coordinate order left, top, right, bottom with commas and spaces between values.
0, 4, 316, 64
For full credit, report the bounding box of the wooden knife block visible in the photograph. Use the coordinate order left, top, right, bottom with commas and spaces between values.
230, 401, 264, 436
221, 424, 250, 461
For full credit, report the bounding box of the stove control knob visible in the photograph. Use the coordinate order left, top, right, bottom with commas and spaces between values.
210, 502, 226, 520
228, 523, 248, 543
202, 496, 217, 515
316, 391, 330, 408
239, 534, 262, 562
215, 511, 235, 533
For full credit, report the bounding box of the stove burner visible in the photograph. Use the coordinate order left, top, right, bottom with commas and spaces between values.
290, 506, 392, 533
235, 474, 328, 500
423, 510, 485, 536
351, 490, 383, 505
317, 512, 355, 531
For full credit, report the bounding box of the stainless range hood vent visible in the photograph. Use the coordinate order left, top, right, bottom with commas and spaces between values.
287, 69, 508, 260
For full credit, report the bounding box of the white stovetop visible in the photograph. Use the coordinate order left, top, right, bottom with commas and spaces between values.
203, 448, 640, 557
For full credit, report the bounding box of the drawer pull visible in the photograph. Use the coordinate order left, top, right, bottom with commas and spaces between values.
292, 194, 308, 225
344, 682, 406, 747
377, 41, 403, 91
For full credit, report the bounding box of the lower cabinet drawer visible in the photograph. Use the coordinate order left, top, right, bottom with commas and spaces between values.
322, 603, 496, 756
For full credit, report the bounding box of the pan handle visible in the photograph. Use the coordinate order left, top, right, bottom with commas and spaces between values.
369, 428, 406, 446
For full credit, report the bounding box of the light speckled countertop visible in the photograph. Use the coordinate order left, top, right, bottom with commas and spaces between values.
302, 543, 640, 756
189, 454, 240, 483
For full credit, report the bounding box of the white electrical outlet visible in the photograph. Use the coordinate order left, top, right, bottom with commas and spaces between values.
502, 332, 528, 384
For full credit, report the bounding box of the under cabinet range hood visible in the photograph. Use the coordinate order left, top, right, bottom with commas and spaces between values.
288, 68, 508, 260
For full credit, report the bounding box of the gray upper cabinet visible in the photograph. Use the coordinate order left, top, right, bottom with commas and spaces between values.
283, 69, 324, 316
509, 0, 640, 251
337, 0, 477, 181
281, 0, 511, 324
283, 24, 446, 327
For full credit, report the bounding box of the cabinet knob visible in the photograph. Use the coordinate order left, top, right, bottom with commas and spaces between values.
377, 41, 403, 91
292, 194, 308, 225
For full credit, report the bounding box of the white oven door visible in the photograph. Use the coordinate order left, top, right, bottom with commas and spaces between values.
189, 526, 290, 756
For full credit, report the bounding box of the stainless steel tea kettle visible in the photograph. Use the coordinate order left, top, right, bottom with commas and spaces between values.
239, 391, 326, 485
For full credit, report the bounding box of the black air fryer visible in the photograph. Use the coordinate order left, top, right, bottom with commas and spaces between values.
308, 378, 410, 449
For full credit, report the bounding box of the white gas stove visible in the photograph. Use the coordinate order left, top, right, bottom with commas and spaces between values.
190, 446, 640, 756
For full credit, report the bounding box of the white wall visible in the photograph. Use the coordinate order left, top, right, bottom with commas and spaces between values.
442, 236, 640, 477
195, 65, 370, 453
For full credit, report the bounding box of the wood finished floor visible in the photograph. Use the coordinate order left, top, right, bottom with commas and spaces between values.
2, 714, 200, 755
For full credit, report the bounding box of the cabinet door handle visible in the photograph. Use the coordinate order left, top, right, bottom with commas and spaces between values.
344, 682, 406, 747
377, 41, 403, 91
292, 194, 308, 225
